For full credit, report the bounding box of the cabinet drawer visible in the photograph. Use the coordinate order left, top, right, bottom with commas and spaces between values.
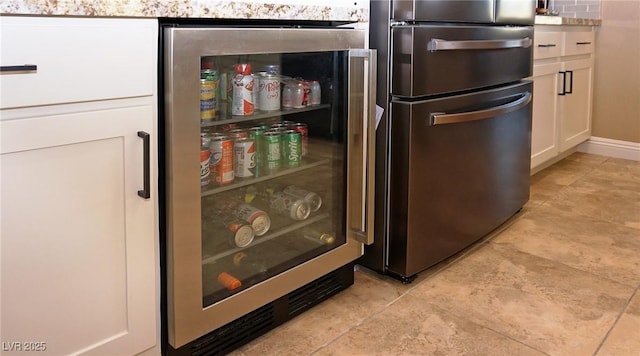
533, 32, 563, 60
0, 17, 157, 109
563, 31, 595, 56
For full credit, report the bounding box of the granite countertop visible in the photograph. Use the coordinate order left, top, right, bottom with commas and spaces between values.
535, 15, 601, 26
0, 0, 369, 22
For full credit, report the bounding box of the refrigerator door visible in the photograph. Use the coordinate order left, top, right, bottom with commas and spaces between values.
391, 25, 533, 98
495, 0, 536, 24
164, 27, 375, 347
391, 0, 535, 25
387, 81, 532, 278
392, 0, 495, 23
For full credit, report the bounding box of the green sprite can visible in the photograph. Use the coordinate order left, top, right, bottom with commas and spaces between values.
264, 131, 282, 173
248, 127, 265, 177
283, 130, 302, 167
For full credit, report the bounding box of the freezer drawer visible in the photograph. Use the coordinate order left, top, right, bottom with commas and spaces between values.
391, 25, 533, 97
387, 81, 532, 277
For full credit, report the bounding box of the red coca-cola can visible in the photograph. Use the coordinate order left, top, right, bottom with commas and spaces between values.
292, 123, 308, 156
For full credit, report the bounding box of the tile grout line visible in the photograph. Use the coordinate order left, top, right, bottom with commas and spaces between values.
591, 286, 640, 356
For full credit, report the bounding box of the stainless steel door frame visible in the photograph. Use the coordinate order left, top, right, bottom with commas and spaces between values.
387, 81, 533, 277
163, 27, 375, 348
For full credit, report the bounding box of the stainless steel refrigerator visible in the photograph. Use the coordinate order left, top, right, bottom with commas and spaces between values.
359, 0, 536, 282
159, 21, 376, 354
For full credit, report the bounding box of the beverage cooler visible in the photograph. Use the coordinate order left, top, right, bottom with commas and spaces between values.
159, 21, 376, 354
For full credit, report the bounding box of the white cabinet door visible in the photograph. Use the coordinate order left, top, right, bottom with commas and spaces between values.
559, 58, 593, 152
0, 103, 157, 355
531, 61, 562, 169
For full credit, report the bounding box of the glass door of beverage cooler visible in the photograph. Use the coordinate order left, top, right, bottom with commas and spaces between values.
163, 27, 375, 348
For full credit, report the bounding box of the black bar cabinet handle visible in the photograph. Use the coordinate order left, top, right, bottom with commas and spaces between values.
566, 70, 574, 94
0, 64, 37, 73
537, 44, 557, 48
559, 71, 567, 95
576, 41, 592, 45
137, 131, 151, 199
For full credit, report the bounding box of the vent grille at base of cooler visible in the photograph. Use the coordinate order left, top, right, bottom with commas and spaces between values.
165, 263, 354, 356
287, 268, 348, 316
191, 303, 275, 356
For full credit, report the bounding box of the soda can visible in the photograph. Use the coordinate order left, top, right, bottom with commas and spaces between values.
292, 123, 309, 156
232, 203, 271, 237
248, 127, 265, 177
283, 130, 302, 167
269, 191, 311, 221
228, 128, 248, 140
309, 80, 322, 106
301, 80, 310, 106
301, 227, 335, 244
210, 136, 234, 185
200, 132, 213, 149
264, 64, 281, 75
232, 63, 255, 116
257, 73, 281, 111
200, 78, 216, 120
221, 123, 239, 132
234, 138, 255, 178
282, 80, 294, 109
283, 185, 322, 212
213, 209, 255, 247
200, 148, 211, 187
263, 131, 282, 172
292, 82, 305, 108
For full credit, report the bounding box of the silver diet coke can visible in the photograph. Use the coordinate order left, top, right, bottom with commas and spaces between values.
257, 72, 281, 111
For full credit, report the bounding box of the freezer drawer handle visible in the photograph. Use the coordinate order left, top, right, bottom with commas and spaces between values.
137, 131, 151, 199
430, 92, 531, 126
427, 37, 532, 52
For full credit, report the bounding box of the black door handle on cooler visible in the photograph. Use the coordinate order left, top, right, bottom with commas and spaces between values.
0, 64, 37, 73
137, 131, 151, 199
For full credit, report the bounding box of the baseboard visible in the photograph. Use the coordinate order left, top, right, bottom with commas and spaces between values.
577, 137, 640, 162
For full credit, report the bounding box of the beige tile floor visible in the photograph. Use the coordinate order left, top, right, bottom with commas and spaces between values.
232, 152, 640, 356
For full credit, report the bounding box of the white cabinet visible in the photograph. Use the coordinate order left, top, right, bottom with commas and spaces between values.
530, 26, 595, 170
531, 61, 561, 167
558, 57, 593, 151
0, 17, 159, 356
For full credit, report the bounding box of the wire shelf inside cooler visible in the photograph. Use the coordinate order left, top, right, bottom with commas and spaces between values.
200, 104, 331, 128
202, 212, 330, 264
201, 155, 331, 197
201, 220, 338, 307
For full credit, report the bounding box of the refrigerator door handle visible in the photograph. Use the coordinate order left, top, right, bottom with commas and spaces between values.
427, 37, 533, 52
430, 91, 531, 125
347, 49, 377, 245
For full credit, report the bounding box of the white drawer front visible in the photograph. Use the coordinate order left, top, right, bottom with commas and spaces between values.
0, 17, 157, 109
563, 31, 595, 56
533, 31, 563, 60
